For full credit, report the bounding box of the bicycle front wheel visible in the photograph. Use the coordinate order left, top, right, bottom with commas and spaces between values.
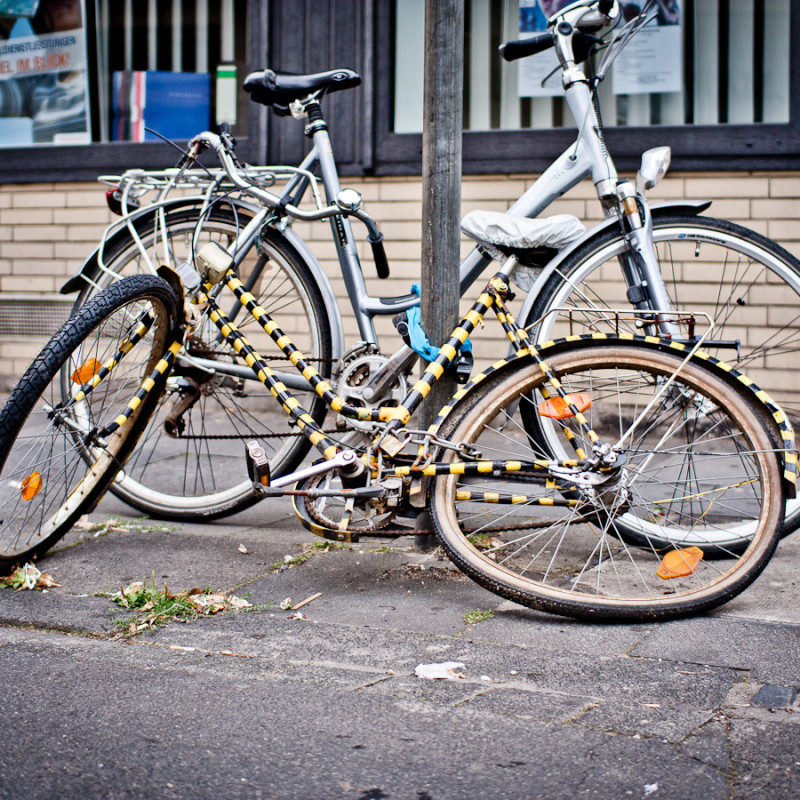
73, 205, 332, 519
430, 341, 784, 622
0, 275, 178, 566
527, 213, 800, 532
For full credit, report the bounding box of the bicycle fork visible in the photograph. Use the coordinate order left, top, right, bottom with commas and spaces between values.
614, 181, 681, 339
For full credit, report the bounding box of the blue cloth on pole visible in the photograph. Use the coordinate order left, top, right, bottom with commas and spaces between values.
405, 284, 472, 362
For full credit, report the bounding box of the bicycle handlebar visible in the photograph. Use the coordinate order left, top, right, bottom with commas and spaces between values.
501, 31, 602, 63
368, 232, 390, 279
186, 130, 389, 277
501, 0, 617, 64
500, 33, 553, 62
191, 131, 343, 222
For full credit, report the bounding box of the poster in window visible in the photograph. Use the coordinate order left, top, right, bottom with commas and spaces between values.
517, 1, 573, 98
0, 0, 91, 147
613, 1, 682, 95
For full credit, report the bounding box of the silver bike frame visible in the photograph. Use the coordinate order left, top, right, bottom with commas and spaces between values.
73, 0, 685, 392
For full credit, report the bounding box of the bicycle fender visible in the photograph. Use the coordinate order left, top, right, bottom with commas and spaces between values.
515, 200, 713, 328
432, 333, 798, 500
59, 196, 262, 296
59, 196, 345, 360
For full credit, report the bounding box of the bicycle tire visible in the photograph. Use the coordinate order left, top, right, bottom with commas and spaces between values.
527, 213, 800, 533
71, 204, 332, 520
0, 275, 179, 566
430, 340, 784, 622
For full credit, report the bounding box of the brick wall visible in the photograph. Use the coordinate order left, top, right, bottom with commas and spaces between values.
2, 172, 799, 396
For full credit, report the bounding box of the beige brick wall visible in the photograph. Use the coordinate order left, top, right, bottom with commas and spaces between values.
2, 171, 799, 399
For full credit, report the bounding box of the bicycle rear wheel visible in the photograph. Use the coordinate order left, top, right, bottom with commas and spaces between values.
72, 204, 332, 519
527, 213, 800, 532
430, 340, 784, 622
0, 275, 178, 566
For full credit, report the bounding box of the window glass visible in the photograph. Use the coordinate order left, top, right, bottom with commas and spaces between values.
393, 0, 791, 133
0, 0, 91, 146
0, 0, 248, 148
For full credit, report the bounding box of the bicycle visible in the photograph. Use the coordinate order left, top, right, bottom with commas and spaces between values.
55, 0, 800, 540
0, 222, 792, 620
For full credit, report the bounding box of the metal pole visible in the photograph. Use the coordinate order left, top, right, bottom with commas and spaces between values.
419, 0, 464, 428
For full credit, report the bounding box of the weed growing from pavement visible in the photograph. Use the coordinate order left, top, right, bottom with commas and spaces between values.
463, 609, 494, 625
271, 540, 348, 572
75, 516, 178, 536
109, 573, 255, 634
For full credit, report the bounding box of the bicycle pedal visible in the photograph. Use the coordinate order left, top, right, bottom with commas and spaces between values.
245, 440, 271, 489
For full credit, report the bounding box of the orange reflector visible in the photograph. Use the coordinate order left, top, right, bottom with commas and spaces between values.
657, 546, 704, 580
71, 358, 101, 385
538, 392, 592, 420
21, 471, 43, 502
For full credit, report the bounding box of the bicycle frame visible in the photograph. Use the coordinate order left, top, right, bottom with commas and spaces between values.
72, 0, 690, 401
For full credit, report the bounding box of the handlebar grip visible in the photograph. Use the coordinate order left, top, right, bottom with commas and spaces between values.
369, 234, 390, 279
500, 33, 553, 62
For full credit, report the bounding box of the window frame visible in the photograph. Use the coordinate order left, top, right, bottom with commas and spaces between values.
0, 0, 267, 184
372, 0, 800, 176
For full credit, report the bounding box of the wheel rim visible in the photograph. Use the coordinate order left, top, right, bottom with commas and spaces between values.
433, 347, 781, 615
79, 212, 328, 516
532, 222, 800, 532
0, 289, 171, 560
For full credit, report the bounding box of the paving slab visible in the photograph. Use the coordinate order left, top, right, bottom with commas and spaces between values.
2, 492, 800, 798
0, 631, 736, 800
631, 617, 800, 686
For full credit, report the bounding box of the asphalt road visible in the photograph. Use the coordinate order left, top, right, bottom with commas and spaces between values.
1, 492, 799, 800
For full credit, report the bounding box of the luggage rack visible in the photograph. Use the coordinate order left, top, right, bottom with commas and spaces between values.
533, 307, 740, 355
98, 163, 324, 215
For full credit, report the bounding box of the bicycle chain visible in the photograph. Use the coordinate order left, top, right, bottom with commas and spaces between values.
380, 513, 597, 537
172, 428, 342, 440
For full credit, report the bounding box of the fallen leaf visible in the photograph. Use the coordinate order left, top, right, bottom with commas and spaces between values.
238, 544, 251, 554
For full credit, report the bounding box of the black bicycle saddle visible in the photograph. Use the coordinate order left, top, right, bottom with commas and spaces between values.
243, 68, 361, 110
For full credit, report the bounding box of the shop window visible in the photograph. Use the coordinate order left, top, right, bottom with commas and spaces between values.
0, 0, 248, 148
0, 0, 263, 181
377, 0, 800, 175
393, 0, 790, 133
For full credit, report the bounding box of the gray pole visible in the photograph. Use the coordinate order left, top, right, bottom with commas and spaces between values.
419, 0, 464, 429
415, 0, 464, 550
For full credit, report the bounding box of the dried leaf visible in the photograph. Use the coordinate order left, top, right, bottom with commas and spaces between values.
1, 563, 62, 591
35, 573, 62, 589
237, 544, 251, 554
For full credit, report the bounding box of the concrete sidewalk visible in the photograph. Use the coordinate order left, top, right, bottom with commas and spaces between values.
1, 491, 799, 799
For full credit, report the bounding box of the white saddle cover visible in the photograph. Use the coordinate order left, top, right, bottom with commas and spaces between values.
460, 210, 585, 291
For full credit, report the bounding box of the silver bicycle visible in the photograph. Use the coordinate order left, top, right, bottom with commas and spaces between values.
60, 0, 800, 538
